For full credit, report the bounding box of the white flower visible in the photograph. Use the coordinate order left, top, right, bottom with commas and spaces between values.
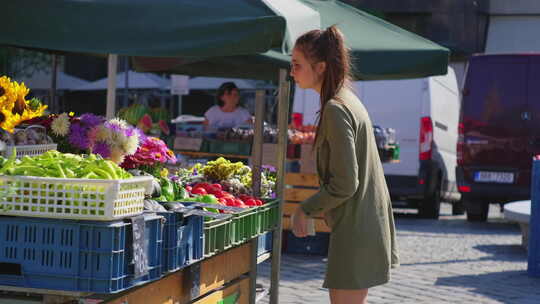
51, 113, 70, 136
123, 133, 139, 155
108, 118, 128, 129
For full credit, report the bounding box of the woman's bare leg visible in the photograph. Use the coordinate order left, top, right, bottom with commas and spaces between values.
329, 288, 368, 304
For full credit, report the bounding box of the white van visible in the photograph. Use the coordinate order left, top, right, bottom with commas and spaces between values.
293, 67, 462, 219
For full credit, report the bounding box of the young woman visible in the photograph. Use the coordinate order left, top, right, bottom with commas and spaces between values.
291, 26, 399, 304
203, 82, 252, 130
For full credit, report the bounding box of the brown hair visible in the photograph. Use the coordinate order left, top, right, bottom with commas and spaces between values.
294, 25, 351, 144
216, 82, 239, 107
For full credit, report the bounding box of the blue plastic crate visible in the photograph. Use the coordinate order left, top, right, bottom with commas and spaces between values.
160, 211, 203, 273
284, 231, 329, 256
0, 214, 163, 293
257, 231, 273, 256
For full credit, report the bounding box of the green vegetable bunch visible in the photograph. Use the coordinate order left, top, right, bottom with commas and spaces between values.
198, 157, 245, 181
0, 150, 132, 179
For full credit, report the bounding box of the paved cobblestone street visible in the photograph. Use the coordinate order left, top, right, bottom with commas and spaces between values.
258, 203, 540, 303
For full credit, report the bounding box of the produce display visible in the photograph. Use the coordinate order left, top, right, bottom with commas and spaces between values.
214, 126, 278, 143
0, 150, 132, 179
373, 125, 400, 162
373, 125, 397, 148
288, 124, 316, 145
176, 124, 316, 145
149, 157, 276, 214
0, 126, 54, 146
0, 77, 282, 298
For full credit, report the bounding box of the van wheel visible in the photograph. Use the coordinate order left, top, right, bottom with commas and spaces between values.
418, 181, 441, 219
464, 197, 489, 222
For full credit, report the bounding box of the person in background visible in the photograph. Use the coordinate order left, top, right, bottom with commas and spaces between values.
290, 26, 399, 304
203, 82, 252, 130
148, 97, 170, 125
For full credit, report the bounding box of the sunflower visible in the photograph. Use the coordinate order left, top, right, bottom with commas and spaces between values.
12, 81, 30, 115
0, 76, 16, 112
0, 77, 48, 133
0, 109, 19, 133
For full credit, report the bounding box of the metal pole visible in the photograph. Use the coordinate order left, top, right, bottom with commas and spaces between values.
177, 95, 183, 116
106, 54, 118, 119
251, 90, 265, 197
270, 69, 290, 304
50, 55, 58, 113
124, 56, 129, 108
249, 90, 266, 304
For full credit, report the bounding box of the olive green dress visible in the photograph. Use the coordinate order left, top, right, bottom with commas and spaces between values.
300, 88, 399, 290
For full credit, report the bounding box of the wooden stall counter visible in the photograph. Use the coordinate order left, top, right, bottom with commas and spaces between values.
104, 244, 252, 304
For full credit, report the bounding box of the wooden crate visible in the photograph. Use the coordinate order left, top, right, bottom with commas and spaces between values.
283, 173, 329, 233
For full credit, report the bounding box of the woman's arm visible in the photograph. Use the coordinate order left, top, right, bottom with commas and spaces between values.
300, 103, 359, 217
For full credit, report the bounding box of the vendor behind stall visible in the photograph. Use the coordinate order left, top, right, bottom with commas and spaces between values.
203, 82, 252, 130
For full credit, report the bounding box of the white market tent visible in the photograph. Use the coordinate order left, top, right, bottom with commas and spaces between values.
187, 77, 274, 91
15, 71, 89, 91
74, 71, 169, 91
74, 73, 274, 92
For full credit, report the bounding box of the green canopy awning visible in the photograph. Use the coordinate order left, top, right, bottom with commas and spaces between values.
133, 0, 449, 80
301, 0, 449, 79
2, 0, 288, 57
132, 50, 290, 81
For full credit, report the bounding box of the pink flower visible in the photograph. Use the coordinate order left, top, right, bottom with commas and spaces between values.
120, 136, 176, 169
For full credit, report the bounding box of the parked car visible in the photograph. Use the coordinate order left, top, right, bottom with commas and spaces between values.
457, 54, 540, 222
293, 67, 462, 219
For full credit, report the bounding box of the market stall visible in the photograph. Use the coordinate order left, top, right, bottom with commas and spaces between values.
0, 1, 450, 304
0, 82, 282, 304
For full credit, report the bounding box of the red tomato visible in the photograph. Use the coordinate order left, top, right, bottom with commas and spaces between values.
191, 187, 207, 195
185, 186, 192, 193
207, 186, 220, 195
245, 199, 257, 206
239, 194, 253, 201
212, 183, 222, 191
223, 193, 235, 200
255, 200, 263, 206
225, 197, 236, 206
195, 182, 211, 190
234, 199, 246, 207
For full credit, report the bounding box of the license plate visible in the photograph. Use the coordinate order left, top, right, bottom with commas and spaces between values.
474, 171, 514, 184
